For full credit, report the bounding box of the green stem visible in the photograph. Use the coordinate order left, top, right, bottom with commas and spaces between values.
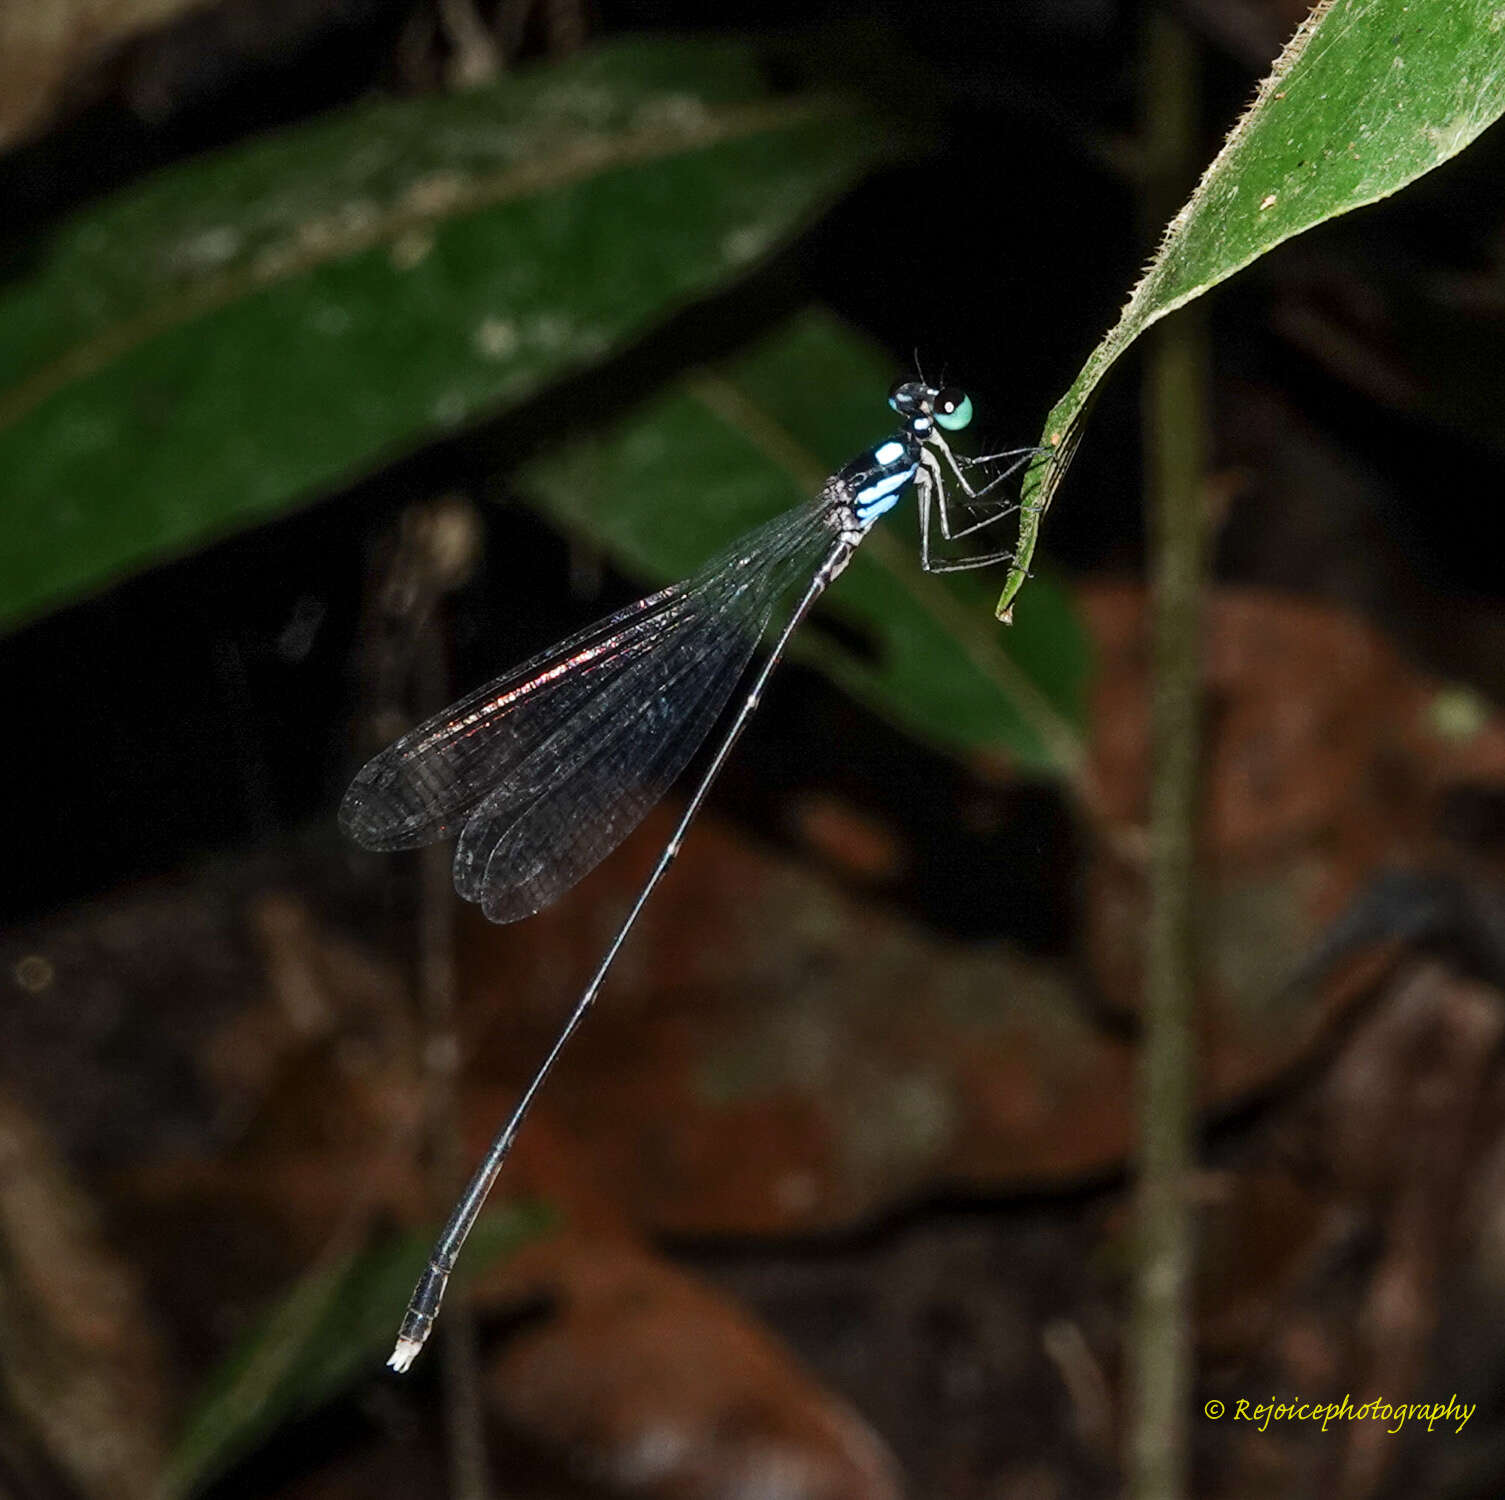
1131, 11, 1206, 1500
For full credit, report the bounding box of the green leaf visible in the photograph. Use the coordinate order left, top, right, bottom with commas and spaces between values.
997, 0, 1505, 621
518, 308, 1090, 774
0, 38, 907, 634
161, 1205, 551, 1498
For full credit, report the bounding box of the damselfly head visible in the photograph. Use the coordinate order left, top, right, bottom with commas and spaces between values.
887, 380, 974, 434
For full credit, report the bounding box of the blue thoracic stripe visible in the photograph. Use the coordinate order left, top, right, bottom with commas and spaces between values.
854, 464, 915, 519
873, 439, 906, 465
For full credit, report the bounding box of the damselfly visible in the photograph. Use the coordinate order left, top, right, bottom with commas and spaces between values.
341, 378, 1037, 1370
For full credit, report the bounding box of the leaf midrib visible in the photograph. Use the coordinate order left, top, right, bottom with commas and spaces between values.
0, 94, 840, 437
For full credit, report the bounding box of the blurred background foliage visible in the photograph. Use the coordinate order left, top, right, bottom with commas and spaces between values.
7, 2, 1505, 1500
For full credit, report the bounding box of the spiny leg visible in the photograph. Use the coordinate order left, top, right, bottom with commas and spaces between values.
918, 450, 1026, 575
931, 438, 1046, 541
940, 498, 1022, 542
921, 548, 1023, 574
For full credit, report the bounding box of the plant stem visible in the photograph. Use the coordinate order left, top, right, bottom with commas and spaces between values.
1131, 10, 1207, 1500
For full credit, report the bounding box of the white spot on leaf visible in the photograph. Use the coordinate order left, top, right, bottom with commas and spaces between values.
633, 93, 710, 133
722, 222, 775, 264
401, 172, 468, 216
473, 317, 518, 360
311, 304, 351, 335
390, 229, 434, 270
174, 225, 242, 270
432, 391, 467, 426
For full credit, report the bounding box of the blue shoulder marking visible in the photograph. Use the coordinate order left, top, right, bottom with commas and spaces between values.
854, 465, 915, 521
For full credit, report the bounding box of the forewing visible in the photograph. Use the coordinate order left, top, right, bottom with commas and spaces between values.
455, 499, 838, 921
457, 585, 763, 921
339, 582, 690, 851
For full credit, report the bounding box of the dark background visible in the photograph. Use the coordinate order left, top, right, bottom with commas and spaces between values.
6, 3, 1505, 1498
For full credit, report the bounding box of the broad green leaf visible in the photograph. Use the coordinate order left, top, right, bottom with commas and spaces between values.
161, 1205, 550, 1498
518, 308, 1090, 774
997, 0, 1505, 621
0, 38, 907, 634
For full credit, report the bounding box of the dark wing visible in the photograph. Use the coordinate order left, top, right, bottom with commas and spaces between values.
341, 496, 838, 921
340, 582, 689, 852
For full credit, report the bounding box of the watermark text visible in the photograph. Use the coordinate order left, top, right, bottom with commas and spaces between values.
1202, 1395, 1474, 1435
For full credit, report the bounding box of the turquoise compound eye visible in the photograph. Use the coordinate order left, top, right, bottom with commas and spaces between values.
934, 387, 973, 432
